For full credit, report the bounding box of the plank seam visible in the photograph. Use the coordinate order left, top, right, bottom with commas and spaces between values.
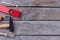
14, 35, 60, 36
3, 20, 60, 21
6, 6, 60, 8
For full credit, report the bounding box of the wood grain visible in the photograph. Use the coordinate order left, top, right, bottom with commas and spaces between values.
14, 21, 60, 35
0, 36, 60, 40
16, 36, 60, 40
1, 8, 60, 21
0, 36, 20, 40
1, 0, 60, 40
1, 0, 60, 6
0, 21, 60, 35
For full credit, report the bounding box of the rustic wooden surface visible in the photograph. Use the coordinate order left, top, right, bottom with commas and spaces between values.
0, 36, 60, 40
0, 21, 60, 40
1, 21, 60, 35
1, 0, 60, 6
0, 0, 60, 40
1, 8, 60, 21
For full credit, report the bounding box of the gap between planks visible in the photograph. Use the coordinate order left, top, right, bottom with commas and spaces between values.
15, 34, 60, 36
6, 6, 60, 8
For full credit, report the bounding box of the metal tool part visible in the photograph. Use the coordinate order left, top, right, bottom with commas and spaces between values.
7, 17, 15, 38
8, 17, 14, 32
0, 16, 15, 32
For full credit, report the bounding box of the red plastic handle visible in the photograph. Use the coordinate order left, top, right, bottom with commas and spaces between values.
0, 5, 21, 18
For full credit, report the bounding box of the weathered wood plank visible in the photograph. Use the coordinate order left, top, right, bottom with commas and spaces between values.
0, 36, 60, 40
14, 21, 60, 35
0, 36, 20, 40
20, 8, 60, 21
18, 36, 60, 40
1, 8, 60, 21
1, 0, 60, 6
1, 21, 60, 35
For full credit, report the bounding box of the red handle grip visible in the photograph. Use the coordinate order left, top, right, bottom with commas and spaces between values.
0, 5, 21, 18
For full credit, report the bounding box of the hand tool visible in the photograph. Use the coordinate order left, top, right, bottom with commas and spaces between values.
0, 17, 14, 32
0, 5, 21, 18
8, 17, 14, 32
0, 17, 15, 38
0, 16, 14, 29
6, 17, 15, 38
0, 16, 9, 28
0, 32, 15, 38
8, 17, 15, 38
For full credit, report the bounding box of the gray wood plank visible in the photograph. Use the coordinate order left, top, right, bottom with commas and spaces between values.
18, 36, 60, 40
0, 36, 20, 40
0, 36, 60, 40
1, 21, 60, 35
1, 0, 60, 6
14, 21, 60, 35
1, 8, 60, 21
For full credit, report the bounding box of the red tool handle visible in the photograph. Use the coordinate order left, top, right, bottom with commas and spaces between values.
0, 5, 21, 18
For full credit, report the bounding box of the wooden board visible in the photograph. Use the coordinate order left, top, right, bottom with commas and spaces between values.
0, 21, 60, 35
1, 0, 60, 40
1, 8, 60, 21
0, 36, 20, 40
1, 0, 60, 7
16, 36, 60, 40
0, 36, 60, 40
